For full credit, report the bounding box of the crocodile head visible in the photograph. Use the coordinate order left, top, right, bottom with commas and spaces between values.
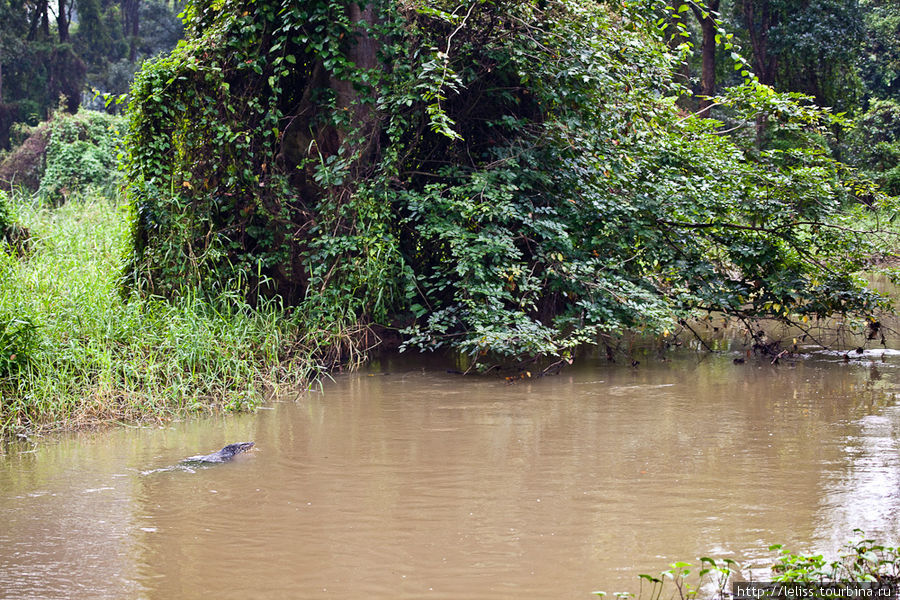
219, 441, 254, 458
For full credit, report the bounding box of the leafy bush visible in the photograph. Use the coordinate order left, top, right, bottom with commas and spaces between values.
769, 536, 900, 585
125, 0, 889, 366
0, 123, 50, 192
0, 190, 13, 230
38, 109, 124, 203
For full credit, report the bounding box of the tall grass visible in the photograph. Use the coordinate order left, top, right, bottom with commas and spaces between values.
0, 190, 320, 436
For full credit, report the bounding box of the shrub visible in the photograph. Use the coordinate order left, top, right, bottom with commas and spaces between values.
124, 0, 890, 366
38, 109, 125, 203
0, 190, 13, 230
594, 533, 900, 599
0, 123, 50, 192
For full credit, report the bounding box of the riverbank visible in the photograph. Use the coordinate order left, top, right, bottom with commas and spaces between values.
0, 191, 317, 437
2, 189, 898, 439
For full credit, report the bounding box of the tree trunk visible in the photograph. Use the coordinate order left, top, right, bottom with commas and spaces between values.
737, 0, 778, 148
692, 0, 720, 116
57, 0, 70, 42
41, 0, 50, 39
328, 2, 381, 173
741, 0, 777, 86
122, 0, 141, 61
27, 0, 50, 41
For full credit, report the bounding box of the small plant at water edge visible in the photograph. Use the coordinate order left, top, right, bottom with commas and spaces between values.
594, 533, 900, 599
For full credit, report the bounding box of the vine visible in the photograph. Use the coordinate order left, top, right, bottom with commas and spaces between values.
125, 0, 891, 366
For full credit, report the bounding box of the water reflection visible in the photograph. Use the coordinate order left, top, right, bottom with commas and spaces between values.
1, 353, 899, 599
816, 407, 900, 545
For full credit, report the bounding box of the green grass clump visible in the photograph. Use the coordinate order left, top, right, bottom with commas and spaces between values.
0, 190, 316, 436
0, 189, 30, 255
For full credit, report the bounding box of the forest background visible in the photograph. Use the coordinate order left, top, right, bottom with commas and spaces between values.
0, 0, 898, 190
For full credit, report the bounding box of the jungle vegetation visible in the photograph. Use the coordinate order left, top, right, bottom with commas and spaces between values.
1, 184, 313, 434
125, 0, 893, 366
1, 0, 900, 433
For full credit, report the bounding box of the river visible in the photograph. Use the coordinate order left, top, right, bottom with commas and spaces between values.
1, 349, 900, 598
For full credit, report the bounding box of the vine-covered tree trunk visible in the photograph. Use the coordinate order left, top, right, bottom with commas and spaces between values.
125, 0, 888, 363
329, 3, 381, 173
280, 2, 382, 176
692, 0, 719, 116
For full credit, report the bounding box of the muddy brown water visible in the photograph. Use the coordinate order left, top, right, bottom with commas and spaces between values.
2, 350, 900, 599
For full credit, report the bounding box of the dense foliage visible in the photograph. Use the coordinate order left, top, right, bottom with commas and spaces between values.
123, 0, 890, 366
728, 0, 864, 110
37, 109, 124, 202
848, 98, 900, 196
859, 0, 900, 102
0, 109, 124, 201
